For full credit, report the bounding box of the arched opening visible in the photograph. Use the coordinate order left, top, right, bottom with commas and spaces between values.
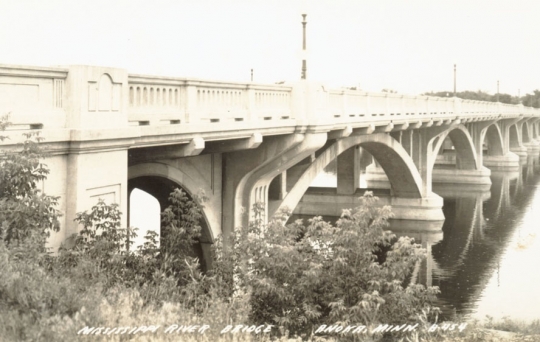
129, 188, 161, 249
272, 133, 426, 222
433, 127, 477, 171
128, 176, 213, 271
483, 124, 504, 156
509, 124, 520, 148
303, 146, 373, 190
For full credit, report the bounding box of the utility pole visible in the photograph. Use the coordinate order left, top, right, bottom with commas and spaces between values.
453, 64, 456, 97
301, 14, 307, 80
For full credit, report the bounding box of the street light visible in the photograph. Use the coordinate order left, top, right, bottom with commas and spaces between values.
453, 64, 456, 97
301, 13, 307, 80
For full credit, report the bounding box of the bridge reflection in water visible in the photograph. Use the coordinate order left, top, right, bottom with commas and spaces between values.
290, 156, 540, 321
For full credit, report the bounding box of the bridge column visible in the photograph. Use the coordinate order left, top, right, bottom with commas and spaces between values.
337, 146, 360, 195
534, 119, 540, 140
509, 120, 528, 158
527, 118, 540, 156
222, 132, 327, 244
64, 66, 132, 238
518, 119, 540, 156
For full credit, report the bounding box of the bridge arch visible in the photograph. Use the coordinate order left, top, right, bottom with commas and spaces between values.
128, 162, 215, 270
275, 133, 424, 217
509, 124, 521, 148
483, 124, 504, 156
431, 124, 478, 171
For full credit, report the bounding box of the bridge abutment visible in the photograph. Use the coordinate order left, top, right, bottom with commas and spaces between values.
66, 149, 130, 239
62, 66, 132, 244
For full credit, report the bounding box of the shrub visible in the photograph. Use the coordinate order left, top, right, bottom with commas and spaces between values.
0, 115, 61, 252
223, 194, 440, 338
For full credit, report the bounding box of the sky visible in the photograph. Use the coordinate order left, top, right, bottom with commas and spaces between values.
1, 0, 539, 95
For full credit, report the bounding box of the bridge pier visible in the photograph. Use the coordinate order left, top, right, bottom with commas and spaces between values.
365, 162, 493, 189
431, 166, 492, 187
482, 153, 521, 170
524, 140, 540, 155
294, 189, 444, 221
336, 146, 360, 195
510, 145, 529, 158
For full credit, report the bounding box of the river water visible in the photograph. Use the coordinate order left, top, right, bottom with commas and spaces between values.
291, 156, 540, 322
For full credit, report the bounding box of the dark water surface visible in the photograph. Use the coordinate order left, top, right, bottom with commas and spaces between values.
432, 157, 540, 322
291, 156, 540, 322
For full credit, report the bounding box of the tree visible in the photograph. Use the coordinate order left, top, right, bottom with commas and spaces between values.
423, 90, 521, 105
0, 115, 61, 253
522, 90, 540, 108
221, 193, 440, 338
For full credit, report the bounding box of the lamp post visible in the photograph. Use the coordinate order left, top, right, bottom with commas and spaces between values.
497, 80, 500, 102
453, 64, 456, 97
301, 13, 307, 80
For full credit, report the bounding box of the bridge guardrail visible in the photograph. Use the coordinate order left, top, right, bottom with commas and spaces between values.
128, 75, 293, 125
1, 64, 539, 139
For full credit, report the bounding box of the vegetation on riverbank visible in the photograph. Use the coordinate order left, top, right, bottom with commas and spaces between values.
1, 116, 539, 342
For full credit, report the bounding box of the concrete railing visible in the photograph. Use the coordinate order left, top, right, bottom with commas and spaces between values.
1, 64, 539, 135
328, 90, 529, 122
127, 75, 292, 125
0, 64, 68, 129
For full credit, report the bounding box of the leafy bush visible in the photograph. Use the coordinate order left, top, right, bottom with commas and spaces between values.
0, 116, 61, 252
222, 195, 440, 338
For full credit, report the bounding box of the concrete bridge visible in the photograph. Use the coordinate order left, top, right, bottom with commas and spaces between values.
2, 64, 540, 260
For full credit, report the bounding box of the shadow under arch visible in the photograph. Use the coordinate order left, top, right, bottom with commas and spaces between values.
431, 124, 478, 171
128, 163, 215, 271
483, 123, 504, 156
522, 121, 531, 143
274, 133, 424, 218
509, 124, 520, 149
